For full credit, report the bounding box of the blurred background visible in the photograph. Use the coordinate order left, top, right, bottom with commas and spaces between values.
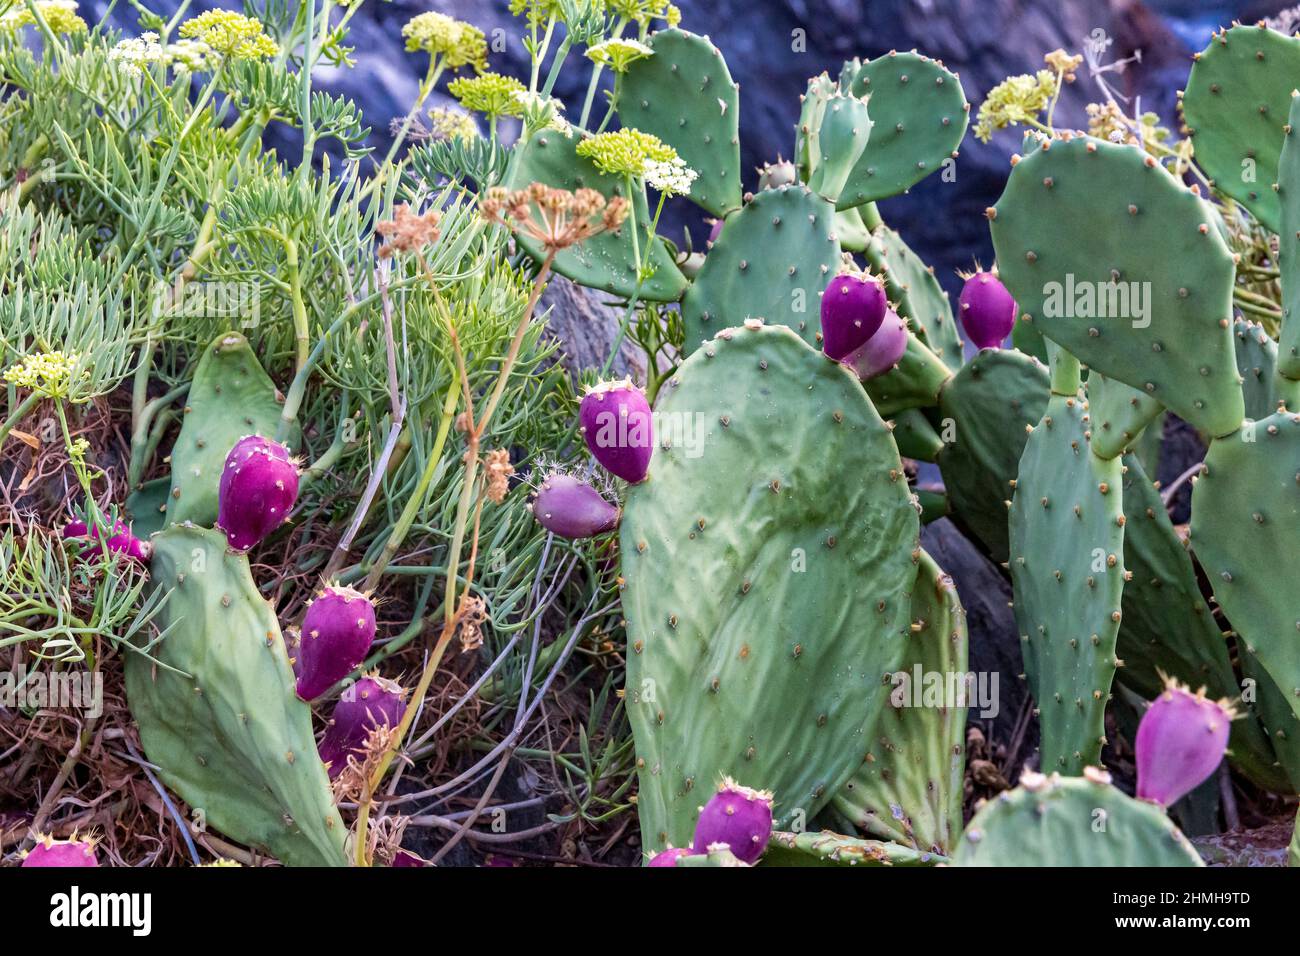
91, 0, 1282, 293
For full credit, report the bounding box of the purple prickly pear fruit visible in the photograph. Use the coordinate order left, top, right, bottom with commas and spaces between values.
647, 846, 694, 867
294, 586, 378, 701
842, 309, 908, 381
958, 271, 1017, 350
706, 218, 724, 246
62, 518, 150, 562
22, 834, 99, 867
691, 777, 774, 865
579, 379, 653, 483
820, 272, 887, 361
1135, 679, 1236, 807
390, 850, 425, 867
317, 674, 406, 777
530, 473, 620, 539
217, 435, 300, 552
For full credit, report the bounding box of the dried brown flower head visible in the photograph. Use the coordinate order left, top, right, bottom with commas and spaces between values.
480, 182, 629, 253
455, 594, 488, 653
330, 722, 405, 802
376, 202, 442, 258
1045, 49, 1084, 83
483, 448, 514, 504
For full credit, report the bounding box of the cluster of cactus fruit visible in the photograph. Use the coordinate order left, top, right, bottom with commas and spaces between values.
45, 11, 1299, 868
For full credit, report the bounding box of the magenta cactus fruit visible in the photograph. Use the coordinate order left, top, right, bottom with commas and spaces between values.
529, 473, 620, 539
820, 271, 887, 361
22, 834, 99, 867
843, 308, 908, 381
647, 846, 694, 867
216, 435, 300, 551
579, 379, 653, 483
294, 586, 378, 701
62, 518, 149, 562
1135, 679, 1236, 807
958, 271, 1017, 350
691, 777, 774, 865
706, 217, 724, 246
317, 674, 406, 777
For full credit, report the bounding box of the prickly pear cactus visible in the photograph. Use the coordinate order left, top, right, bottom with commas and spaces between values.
506, 128, 687, 301
936, 348, 1050, 563
865, 223, 964, 370
1191, 411, 1300, 730
681, 185, 841, 352
1274, 91, 1300, 383
990, 134, 1244, 438
837, 51, 968, 209
1087, 372, 1163, 460
124, 525, 348, 866
805, 93, 873, 206
763, 829, 945, 867
1234, 318, 1283, 419
622, 322, 920, 851
618, 28, 742, 218
889, 408, 944, 463
1009, 383, 1126, 775
163, 332, 292, 529
952, 769, 1203, 866
860, 328, 952, 416
830, 551, 966, 855
1182, 23, 1300, 234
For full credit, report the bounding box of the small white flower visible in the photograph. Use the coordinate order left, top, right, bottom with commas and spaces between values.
643, 155, 698, 196
108, 32, 165, 76
585, 37, 653, 72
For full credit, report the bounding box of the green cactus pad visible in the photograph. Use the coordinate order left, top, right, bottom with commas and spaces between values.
890, 408, 944, 463
505, 128, 687, 302
1115, 454, 1239, 700
860, 326, 953, 416
674, 846, 748, 867
1274, 91, 1300, 381
990, 135, 1245, 438
125, 476, 172, 539
830, 550, 966, 855
762, 829, 946, 867
795, 72, 838, 184
1009, 392, 1125, 774
164, 332, 292, 529
622, 322, 920, 851
865, 223, 964, 370
1182, 24, 1300, 234
806, 93, 873, 205
1234, 318, 1282, 419
838, 51, 968, 209
681, 184, 841, 352
1087, 371, 1163, 460
1238, 649, 1300, 793
953, 770, 1203, 866
936, 348, 1050, 563
834, 206, 872, 252
618, 28, 742, 218
1191, 411, 1300, 729
124, 525, 347, 866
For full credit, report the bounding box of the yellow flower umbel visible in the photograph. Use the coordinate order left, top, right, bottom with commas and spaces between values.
584, 37, 653, 73
4, 350, 87, 399
508, 0, 567, 30
973, 70, 1058, 143
448, 72, 527, 122
177, 10, 278, 62
402, 12, 487, 72
0, 0, 87, 35
607, 0, 680, 28
427, 106, 480, 143
576, 127, 676, 178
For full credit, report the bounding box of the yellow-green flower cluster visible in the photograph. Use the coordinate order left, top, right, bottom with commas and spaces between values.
428, 106, 480, 142
508, 0, 567, 30
973, 70, 1058, 143
584, 37, 652, 73
402, 12, 487, 71
447, 72, 527, 120
607, 0, 680, 27
576, 127, 676, 179
4, 350, 87, 396
177, 10, 278, 62
0, 0, 87, 36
